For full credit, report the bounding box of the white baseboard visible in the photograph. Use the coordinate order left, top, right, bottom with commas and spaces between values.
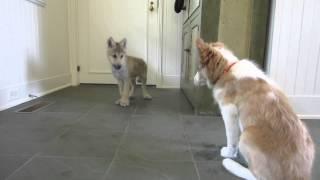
298, 115, 320, 120
159, 75, 180, 88
289, 96, 320, 119
0, 74, 71, 111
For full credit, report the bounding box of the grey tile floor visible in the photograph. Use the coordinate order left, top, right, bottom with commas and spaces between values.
0, 85, 319, 180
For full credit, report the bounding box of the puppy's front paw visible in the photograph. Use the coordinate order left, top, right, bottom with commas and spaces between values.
221, 146, 237, 158
119, 98, 130, 107
143, 94, 152, 100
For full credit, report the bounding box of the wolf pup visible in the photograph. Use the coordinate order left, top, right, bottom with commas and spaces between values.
194, 38, 315, 180
107, 37, 152, 107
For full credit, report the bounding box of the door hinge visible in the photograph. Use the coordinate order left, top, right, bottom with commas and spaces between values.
77, 65, 80, 72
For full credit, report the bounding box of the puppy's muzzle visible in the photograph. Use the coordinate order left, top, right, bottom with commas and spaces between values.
113, 64, 122, 70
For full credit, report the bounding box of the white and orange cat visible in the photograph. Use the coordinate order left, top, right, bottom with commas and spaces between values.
194, 39, 315, 180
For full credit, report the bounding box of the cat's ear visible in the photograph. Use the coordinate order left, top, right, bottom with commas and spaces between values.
107, 37, 116, 48
196, 38, 216, 66
196, 38, 206, 50
119, 38, 127, 49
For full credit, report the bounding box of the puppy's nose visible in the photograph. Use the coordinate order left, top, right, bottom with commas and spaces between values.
113, 64, 122, 70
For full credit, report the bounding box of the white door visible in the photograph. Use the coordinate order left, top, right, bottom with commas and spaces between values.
76, 0, 160, 84
267, 0, 320, 118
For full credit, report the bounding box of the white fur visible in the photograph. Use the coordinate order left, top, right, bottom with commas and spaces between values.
217, 47, 276, 87
239, 120, 244, 132
112, 65, 128, 80
220, 104, 240, 158
218, 47, 238, 62
221, 146, 238, 158
213, 87, 223, 101
223, 158, 256, 180
267, 91, 277, 101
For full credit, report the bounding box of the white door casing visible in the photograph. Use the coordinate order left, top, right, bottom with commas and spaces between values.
68, 0, 161, 85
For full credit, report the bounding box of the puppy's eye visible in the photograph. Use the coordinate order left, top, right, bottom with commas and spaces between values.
113, 54, 117, 58
120, 55, 124, 58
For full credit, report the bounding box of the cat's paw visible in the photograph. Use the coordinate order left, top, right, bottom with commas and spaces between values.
119, 98, 130, 107
221, 146, 238, 158
115, 99, 121, 105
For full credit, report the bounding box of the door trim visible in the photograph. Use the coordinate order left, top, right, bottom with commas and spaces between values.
68, 0, 79, 86
68, 0, 163, 87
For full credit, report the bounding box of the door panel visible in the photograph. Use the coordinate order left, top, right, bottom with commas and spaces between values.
77, 0, 156, 84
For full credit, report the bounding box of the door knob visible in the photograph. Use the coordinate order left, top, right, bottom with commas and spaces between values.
149, 1, 155, 12
184, 49, 191, 53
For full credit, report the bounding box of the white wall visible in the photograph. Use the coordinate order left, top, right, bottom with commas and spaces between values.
160, 0, 183, 88
0, 0, 71, 110
268, 0, 320, 118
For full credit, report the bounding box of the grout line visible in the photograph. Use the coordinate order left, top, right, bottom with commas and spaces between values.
5, 153, 39, 180
37, 104, 98, 157
180, 114, 201, 180
48, 104, 97, 142
36, 155, 108, 160
101, 108, 133, 179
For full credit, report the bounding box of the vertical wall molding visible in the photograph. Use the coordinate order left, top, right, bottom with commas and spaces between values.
67, 0, 79, 86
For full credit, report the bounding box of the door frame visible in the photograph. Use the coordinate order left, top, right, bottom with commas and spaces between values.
67, 0, 163, 87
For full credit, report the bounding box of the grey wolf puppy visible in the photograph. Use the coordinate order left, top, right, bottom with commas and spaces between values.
107, 37, 152, 107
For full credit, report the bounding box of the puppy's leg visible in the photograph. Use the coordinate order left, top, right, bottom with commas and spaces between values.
119, 80, 130, 107
140, 74, 152, 100
115, 80, 124, 104
220, 104, 240, 158
129, 78, 136, 99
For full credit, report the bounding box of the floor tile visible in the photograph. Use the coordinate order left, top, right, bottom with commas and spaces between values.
6, 156, 112, 180
41, 128, 122, 158
104, 157, 198, 180
90, 103, 136, 115
313, 145, 320, 180
0, 85, 319, 180
0, 155, 31, 180
74, 113, 130, 132
304, 119, 320, 129
0, 127, 64, 156
197, 161, 241, 180
40, 99, 95, 113
134, 89, 193, 115
117, 132, 192, 162
128, 114, 184, 137
117, 114, 192, 162
0, 112, 82, 129
304, 120, 320, 145
182, 115, 227, 161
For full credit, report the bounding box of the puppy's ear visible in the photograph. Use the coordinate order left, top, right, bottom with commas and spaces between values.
120, 38, 127, 49
107, 37, 116, 48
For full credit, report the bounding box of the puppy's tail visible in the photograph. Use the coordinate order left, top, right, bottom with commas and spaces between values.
222, 158, 256, 180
